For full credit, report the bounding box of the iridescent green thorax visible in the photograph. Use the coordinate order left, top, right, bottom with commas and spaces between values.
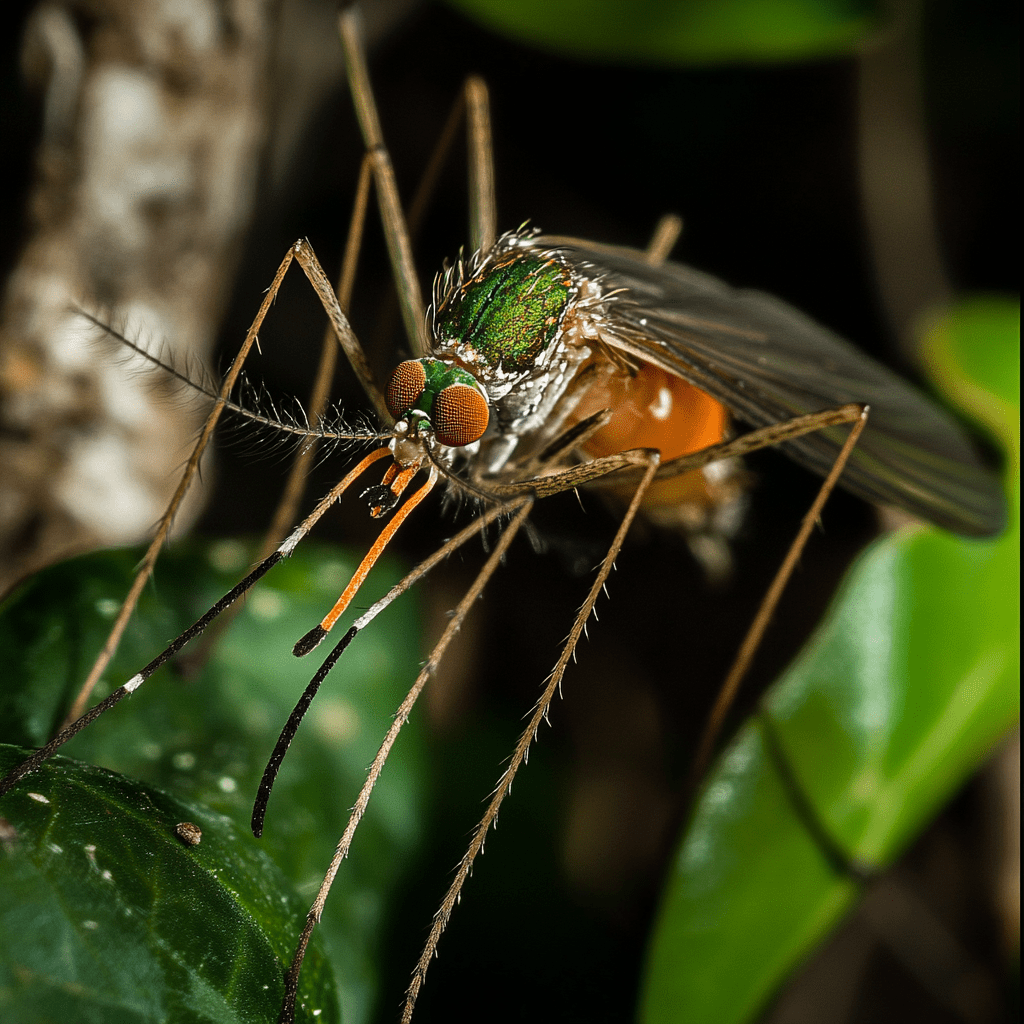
435, 255, 573, 372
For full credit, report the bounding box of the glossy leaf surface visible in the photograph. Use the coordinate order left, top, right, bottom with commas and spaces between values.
0, 745, 337, 1024
640, 298, 1019, 1023
0, 540, 427, 1024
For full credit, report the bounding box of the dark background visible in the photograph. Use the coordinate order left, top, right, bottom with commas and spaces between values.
0, 1, 1017, 1022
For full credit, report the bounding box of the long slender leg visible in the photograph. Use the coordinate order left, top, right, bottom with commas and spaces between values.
338, 8, 428, 357
373, 75, 493, 366
689, 405, 870, 784
338, 8, 500, 352
400, 451, 662, 1023
404, 71, 497, 258
62, 246, 304, 724
264, 153, 377, 550
289, 239, 390, 424
465, 76, 497, 254
487, 403, 865, 499
372, 71, 494, 359
277, 498, 535, 1024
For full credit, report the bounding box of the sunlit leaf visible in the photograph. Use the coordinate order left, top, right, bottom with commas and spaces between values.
640, 298, 1019, 1023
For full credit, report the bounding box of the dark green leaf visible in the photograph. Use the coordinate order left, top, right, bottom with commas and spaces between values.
0, 540, 428, 1024
0, 745, 337, 1024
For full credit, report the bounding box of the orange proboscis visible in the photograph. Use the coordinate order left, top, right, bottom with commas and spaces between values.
574, 361, 729, 507
334, 445, 394, 499
319, 462, 434, 636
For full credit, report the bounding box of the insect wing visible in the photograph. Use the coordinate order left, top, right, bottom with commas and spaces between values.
537, 237, 1005, 537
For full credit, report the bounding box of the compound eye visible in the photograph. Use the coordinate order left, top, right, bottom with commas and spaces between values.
433, 383, 489, 447
386, 360, 427, 419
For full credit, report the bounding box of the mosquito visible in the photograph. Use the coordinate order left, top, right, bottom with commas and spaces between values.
0, 7, 1006, 1023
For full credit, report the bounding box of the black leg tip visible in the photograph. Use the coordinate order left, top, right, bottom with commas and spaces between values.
293, 624, 328, 658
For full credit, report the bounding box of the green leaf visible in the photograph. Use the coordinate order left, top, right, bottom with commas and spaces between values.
640, 297, 1019, 1024
446, 0, 881, 65
0, 745, 337, 1024
0, 540, 428, 1024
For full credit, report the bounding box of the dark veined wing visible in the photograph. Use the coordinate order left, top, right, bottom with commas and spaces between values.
537, 237, 1005, 537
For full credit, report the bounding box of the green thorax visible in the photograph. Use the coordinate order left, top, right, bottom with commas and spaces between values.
434, 254, 573, 372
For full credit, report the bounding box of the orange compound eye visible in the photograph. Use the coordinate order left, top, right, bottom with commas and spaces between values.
433, 383, 489, 447
386, 360, 427, 419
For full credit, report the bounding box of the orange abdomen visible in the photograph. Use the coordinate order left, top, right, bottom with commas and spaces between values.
573, 363, 729, 508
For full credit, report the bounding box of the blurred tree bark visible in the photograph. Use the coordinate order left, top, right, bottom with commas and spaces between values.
0, 0, 276, 593
0, 0, 415, 594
